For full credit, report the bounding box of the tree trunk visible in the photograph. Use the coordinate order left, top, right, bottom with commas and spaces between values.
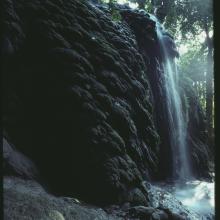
204, 27, 214, 151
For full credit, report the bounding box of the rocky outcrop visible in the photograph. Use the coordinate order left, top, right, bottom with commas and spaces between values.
4, 176, 121, 220
118, 8, 180, 179
2, 0, 213, 211
2, 0, 160, 205
4, 176, 188, 220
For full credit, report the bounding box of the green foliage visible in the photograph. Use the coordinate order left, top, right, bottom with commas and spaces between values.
111, 9, 122, 21
173, 0, 212, 38
177, 44, 210, 113
109, 0, 117, 5
108, 0, 122, 21
121, 0, 213, 39
128, 0, 146, 9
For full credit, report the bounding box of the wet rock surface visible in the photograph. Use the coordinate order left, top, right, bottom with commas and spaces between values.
146, 181, 214, 220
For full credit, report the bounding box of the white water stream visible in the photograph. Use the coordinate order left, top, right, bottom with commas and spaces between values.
174, 180, 214, 216
150, 14, 192, 180
149, 14, 214, 219
148, 180, 214, 219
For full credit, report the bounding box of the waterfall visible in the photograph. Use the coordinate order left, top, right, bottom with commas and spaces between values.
145, 15, 214, 219
150, 15, 192, 180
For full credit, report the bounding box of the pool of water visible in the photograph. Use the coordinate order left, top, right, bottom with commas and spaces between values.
173, 180, 214, 216
147, 179, 214, 219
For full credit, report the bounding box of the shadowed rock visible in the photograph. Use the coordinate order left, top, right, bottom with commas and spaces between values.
2, 0, 159, 205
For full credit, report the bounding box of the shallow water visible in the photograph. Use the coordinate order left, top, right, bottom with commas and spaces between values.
147, 180, 215, 219
173, 180, 214, 216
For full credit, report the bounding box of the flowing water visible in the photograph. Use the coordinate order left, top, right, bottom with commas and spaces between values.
173, 180, 214, 216
150, 14, 192, 180
147, 180, 214, 219
148, 14, 214, 219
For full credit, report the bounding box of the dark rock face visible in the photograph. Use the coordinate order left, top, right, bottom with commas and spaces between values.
2, 0, 212, 207
2, 0, 159, 205
180, 79, 213, 178
118, 8, 179, 179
